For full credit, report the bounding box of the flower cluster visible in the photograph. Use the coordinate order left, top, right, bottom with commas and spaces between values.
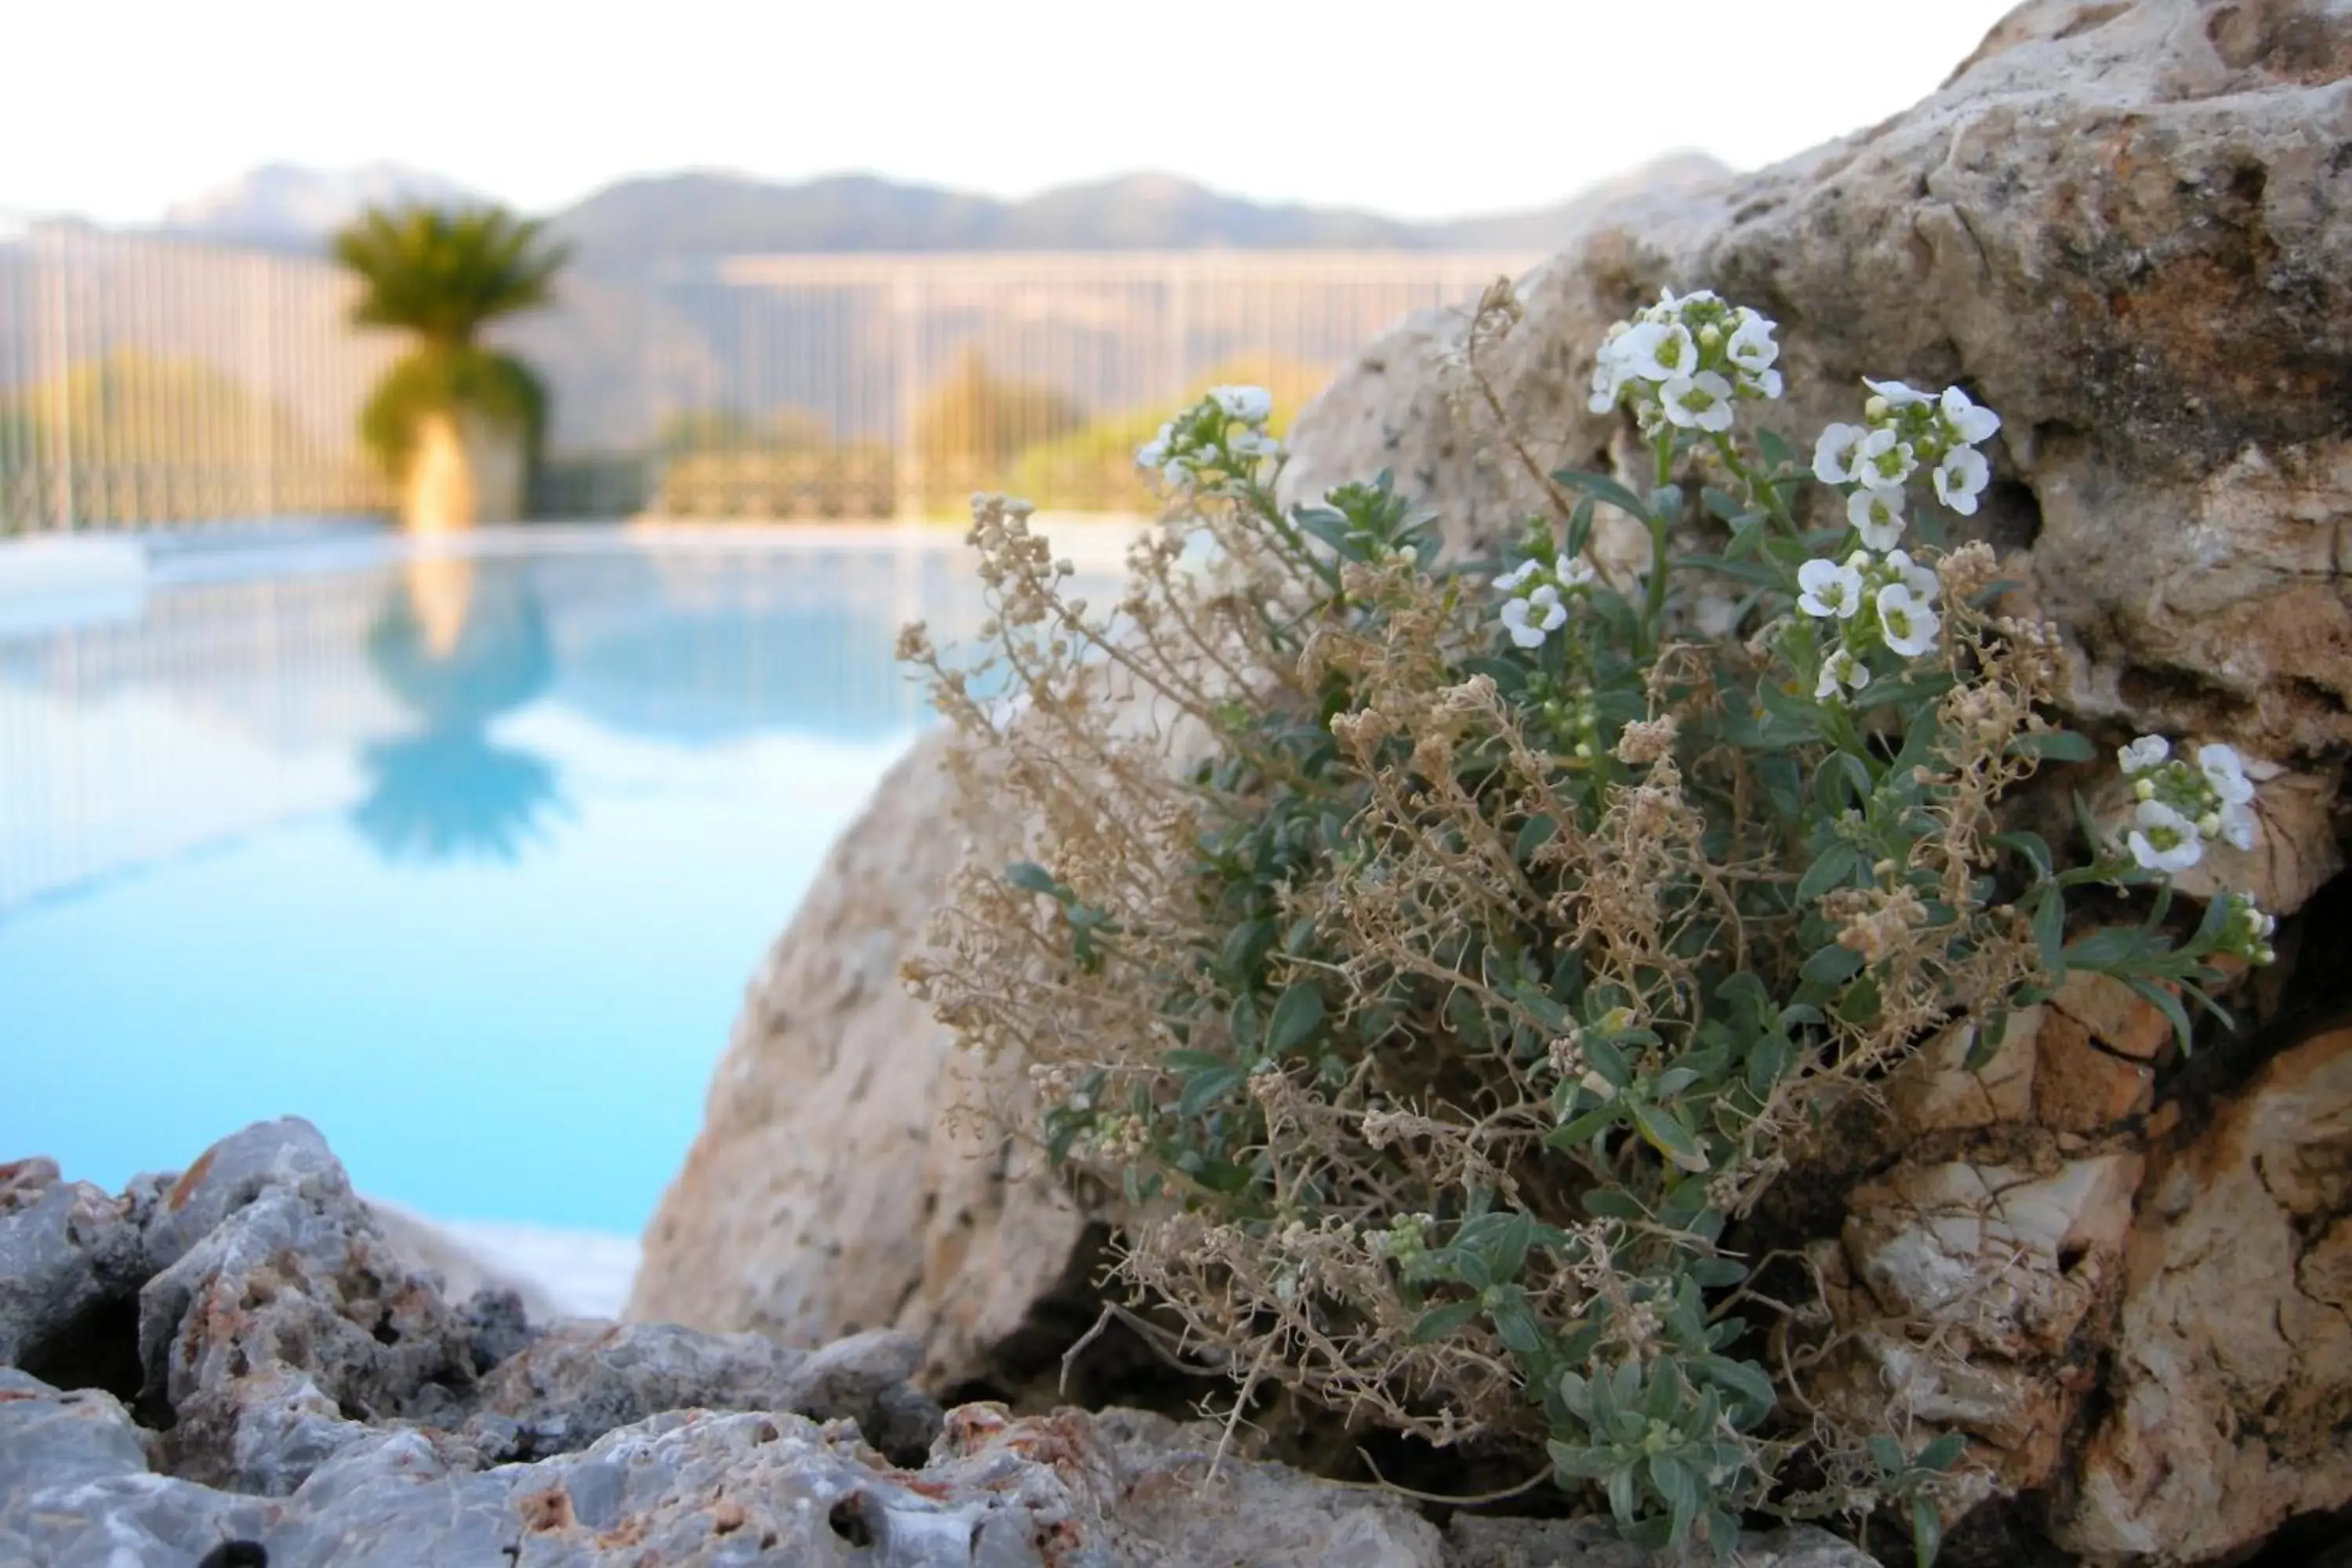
1494, 551, 1599, 648
2117, 735, 2259, 870
2215, 891, 2279, 967
1587, 288, 1782, 430
1813, 379, 2002, 529
1798, 546, 1942, 698
1137, 384, 1282, 493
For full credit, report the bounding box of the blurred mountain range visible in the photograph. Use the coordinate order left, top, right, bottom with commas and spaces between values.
153, 156, 1728, 257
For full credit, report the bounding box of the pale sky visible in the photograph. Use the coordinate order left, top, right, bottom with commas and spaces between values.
5, 0, 2021, 224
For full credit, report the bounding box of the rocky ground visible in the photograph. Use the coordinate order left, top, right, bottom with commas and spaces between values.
1, 1119, 1878, 1566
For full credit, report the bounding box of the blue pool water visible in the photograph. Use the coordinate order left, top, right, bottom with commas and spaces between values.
0, 529, 1017, 1236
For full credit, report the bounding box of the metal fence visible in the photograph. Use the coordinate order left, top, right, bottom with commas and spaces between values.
1, 216, 1532, 530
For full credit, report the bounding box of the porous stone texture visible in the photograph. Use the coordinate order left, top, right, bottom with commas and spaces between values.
2055, 1024, 2352, 1561
629, 728, 1090, 1389
1, 1123, 1875, 1566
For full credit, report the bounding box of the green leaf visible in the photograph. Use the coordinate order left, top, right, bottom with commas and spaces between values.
1550, 467, 1651, 521
2032, 887, 2067, 978
1548, 1439, 1614, 1480
1814, 751, 1877, 815
1217, 919, 1273, 985
1649, 1452, 1700, 1544
1409, 1301, 1480, 1342
1911, 1495, 1945, 1568
1176, 1065, 1244, 1117
1565, 496, 1597, 561
1160, 1049, 1229, 1073
1795, 842, 1864, 903
1547, 1105, 1623, 1149
1583, 1033, 1632, 1087
1488, 1291, 1550, 1359
1632, 1103, 1711, 1173
1745, 1033, 1791, 1098
1868, 1435, 1907, 1474
1265, 982, 1327, 1057
2125, 975, 2196, 1053
1605, 1464, 1640, 1526
1917, 1432, 1969, 1472
1515, 813, 1559, 862
2008, 728, 2096, 764
1694, 1355, 1778, 1424
1004, 861, 1062, 896
1991, 830, 2055, 880
1581, 1187, 1648, 1221
1801, 942, 1866, 986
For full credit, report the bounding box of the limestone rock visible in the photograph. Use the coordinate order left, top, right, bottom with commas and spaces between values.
0, 1120, 947, 1512
470, 1320, 941, 1466
364, 1197, 566, 1323
2056, 1024, 2352, 1563
1444, 1515, 1877, 1568
1283, 0, 2352, 866
1885, 1011, 2041, 1134
628, 728, 1088, 1388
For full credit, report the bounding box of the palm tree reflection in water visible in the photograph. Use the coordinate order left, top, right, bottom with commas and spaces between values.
354, 556, 568, 862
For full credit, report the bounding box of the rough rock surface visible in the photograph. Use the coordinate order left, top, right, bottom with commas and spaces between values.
0, 1122, 1879, 1566
630, 728, 1089, 1390
2056, 1024, 2352, 1560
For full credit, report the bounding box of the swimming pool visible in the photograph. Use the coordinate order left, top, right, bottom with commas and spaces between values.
0, 527, 1055, 1245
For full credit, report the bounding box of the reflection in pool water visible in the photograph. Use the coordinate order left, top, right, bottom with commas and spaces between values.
0, 532, 1041, 1236
356, 563, 567, 864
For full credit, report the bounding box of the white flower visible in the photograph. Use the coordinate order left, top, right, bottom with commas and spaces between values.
1847, 486, 1906, 550
1501, 583, 1568, 648
2127, 800, 2205, 873
1815, 647, 1871, 701
1798, 558, 1866, 619
2118, 735, 2170, 775
1875, 582, 1940, 657
1555, 554, 1598, 589
2196, 742, 2256, 805
1746, 367, 1785, 400
1620, 321, 1700, 383
2220, 800, 2259, 850
1882, 547, 1940, 603
1229, 430, 1282, 461
1813, 423, 1868, 485
1858, 428, 1918, 491
1137, 422, 1175, 471
1726, 310, 1779, 376
1210, 385, 1273, 423
1494, 559, 1541, 593
1864, 376, 1932, 408
1933, 446, 1991, 514
1588, 360, 1625, 413
1938, 385, 2002, 446
1661, 371, 1737, 431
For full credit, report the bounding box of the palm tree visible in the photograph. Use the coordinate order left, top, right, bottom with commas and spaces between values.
332, 205, 572, 531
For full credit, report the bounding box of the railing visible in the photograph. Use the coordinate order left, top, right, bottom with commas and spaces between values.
1, 216, 1534, 531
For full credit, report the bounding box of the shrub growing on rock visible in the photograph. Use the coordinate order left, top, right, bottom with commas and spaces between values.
900, 285, 2278, 1564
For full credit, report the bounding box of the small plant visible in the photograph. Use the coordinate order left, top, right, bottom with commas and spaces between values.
902, 288, 2275, 1563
